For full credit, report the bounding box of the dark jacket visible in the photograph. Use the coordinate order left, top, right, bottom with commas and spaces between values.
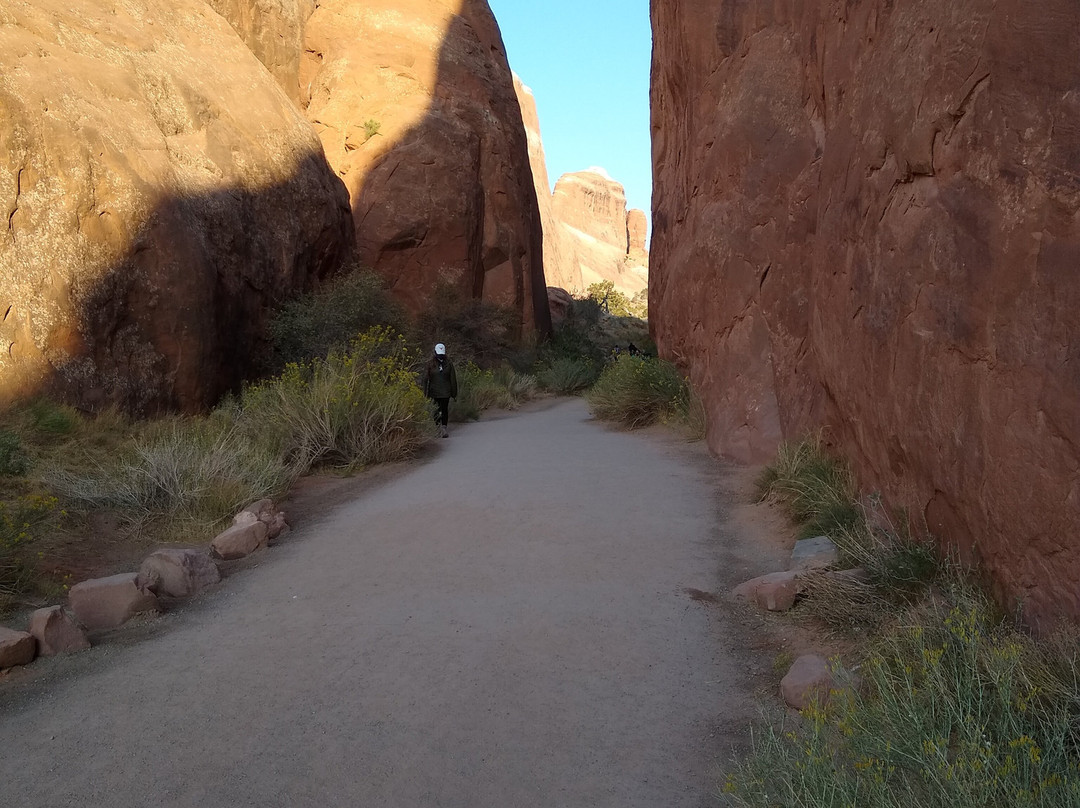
424, 356, 458, 399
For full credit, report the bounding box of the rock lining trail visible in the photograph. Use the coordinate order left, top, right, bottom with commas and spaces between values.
0, 398, 792, 807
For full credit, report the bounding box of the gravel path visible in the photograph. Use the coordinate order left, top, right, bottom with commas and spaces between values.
0, 398, 781, 807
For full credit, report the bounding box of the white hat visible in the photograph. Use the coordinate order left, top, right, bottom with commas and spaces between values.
434, 343, 446, 355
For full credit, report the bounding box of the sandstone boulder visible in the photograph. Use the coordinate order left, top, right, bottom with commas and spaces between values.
28, 606, 91, 656
137, 549, 221, 598
780, 654, 834, 710
0, 0, 354, 415
301, 0, 550, 336
0, 626, 36, 668
547, 287, 575, 329
234, 499, 289, 540
790, 536, 840, 571
211, 521, 269, 561
650, 0, 1080, 624
69, 574, 158, 631
732, 571, 804, 612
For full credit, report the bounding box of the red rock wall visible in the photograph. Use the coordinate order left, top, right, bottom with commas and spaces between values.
0, 0, 354, 414
650, 0, 1080, 624
302, 0, 551, 336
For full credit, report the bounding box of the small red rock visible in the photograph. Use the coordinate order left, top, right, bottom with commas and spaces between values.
137, 549, 220, 598
0, 626, 36, 668
733, 571, 804, 611
781, 654, 835, 710
28, 606, 90, 656
69, 573, 159, 631
211, 521, 269, 561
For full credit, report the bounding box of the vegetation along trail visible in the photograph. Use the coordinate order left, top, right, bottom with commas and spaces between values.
0, 398, 782, 807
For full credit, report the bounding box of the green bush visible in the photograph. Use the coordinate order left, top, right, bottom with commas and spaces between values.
27, 399, 80, 438
242, 327, 434, 472
450, 363, 537, 422
537, 357, 600, 394
415, 273, 519, 368
0, 429, 29, 476
586, 355, 690, 428
756, 436, 862, 540
267, 268, 404, 369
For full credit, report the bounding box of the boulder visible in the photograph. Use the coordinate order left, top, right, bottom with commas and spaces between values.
547, 287, 575, 328
136, 549, 221, 598
0, 0, 354, 415
650, 0, 1080, 624
68, 574, 158, 631
780, 654, 835, 710
28, 606, 91, 656
211, 521, 269, 561
233, 499, 289, 540
732, 571, 804, 612
790, 536, 840, 571
301, 0, 551, 336
0, 626, 36, 668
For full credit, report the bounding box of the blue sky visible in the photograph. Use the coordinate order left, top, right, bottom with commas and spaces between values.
487, 0, 653, 227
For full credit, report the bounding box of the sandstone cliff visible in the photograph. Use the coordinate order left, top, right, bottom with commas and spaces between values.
551, 169, 648, 298
651, 0, 1080, 623
0, 0, 353, 414
513, 76, 579, 293
301, 0, 551, 335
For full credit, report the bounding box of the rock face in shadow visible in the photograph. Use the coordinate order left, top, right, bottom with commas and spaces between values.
0, 0, 354, 413
650, 0, 1080, 624
301, 0, 551, 335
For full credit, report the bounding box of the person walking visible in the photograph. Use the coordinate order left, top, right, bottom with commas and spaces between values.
423, 343, 458, 438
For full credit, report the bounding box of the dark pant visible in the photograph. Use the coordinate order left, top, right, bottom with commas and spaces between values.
433, 398, 450, 427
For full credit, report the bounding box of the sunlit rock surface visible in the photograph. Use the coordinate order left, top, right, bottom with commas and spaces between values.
0, 0, 353, 413
301, 0, 551, 334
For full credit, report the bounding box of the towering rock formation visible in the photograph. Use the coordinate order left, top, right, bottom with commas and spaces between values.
0, 0, 353, 414
513, 75, 578, 293
300, 0, 551, 335
650, 0, 1080, 623
551, 169, 648, 298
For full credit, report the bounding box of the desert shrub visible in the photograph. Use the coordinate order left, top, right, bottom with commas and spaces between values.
756, 436, 862, 540
0, 494, 58, 608
724, 588, 1080, 808
450, 363, 537, 422
587, 280, 634, 317
241, 327, 433, 472
415, 274, 519, 368
0, 429, 29, 476
26, 399, 80, 438
537, 357, 600, 394
586, 355, 690, 428
49, 416, 290, 533
267, 268, 404, 369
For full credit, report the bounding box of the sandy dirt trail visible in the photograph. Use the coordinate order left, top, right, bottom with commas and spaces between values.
0, 398, 785, 807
